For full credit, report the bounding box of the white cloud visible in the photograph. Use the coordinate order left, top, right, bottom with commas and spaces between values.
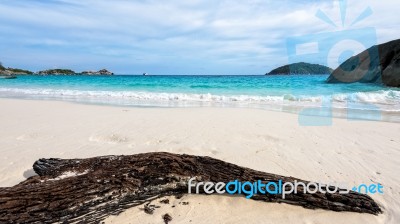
0, 0, 398, 74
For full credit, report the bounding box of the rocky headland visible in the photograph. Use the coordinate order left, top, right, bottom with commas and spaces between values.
327, 39, 400, 87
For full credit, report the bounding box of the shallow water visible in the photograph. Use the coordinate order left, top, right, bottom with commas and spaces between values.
1, 75, 399, 122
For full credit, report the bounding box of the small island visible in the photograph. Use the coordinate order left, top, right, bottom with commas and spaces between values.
0, 63, 33, 76
81, 69, 114, 75
37, 69, 113, 75
0, 62, 114, 76
266, 62, 333, 75
37, 69, 76, 75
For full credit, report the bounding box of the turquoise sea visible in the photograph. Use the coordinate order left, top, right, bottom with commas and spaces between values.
1, 75, 400, 121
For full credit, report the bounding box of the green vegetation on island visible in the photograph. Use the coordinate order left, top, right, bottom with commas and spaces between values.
38, 69, 76, 75
266, 62, 333, 75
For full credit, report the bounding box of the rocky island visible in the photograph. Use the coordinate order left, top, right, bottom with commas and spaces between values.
0, 63, 114, 76
266, 62, 333, 75
37, 69, 76, 75
327, 39, 400, 87
37, 69, 114, 75
0, 63, 33, 76
81, 69, 114, 75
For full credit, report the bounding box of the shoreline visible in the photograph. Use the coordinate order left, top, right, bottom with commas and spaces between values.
0, 98, 399, 223
1, 95, 400, 123
2, 74, 399, 123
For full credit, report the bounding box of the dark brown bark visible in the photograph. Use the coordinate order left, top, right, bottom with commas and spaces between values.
0, 152, 382, 223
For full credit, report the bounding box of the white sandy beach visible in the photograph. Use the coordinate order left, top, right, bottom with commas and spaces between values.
0, 98, 399, 223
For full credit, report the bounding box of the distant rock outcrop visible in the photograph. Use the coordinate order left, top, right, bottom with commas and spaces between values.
0, 63, 114, 76
327, 39, 400, 87
37, 69, 75, 75
0, 64, 33, 75
81, 69, 114, 75
266, 62, 333, 75
37, 69, 114, 76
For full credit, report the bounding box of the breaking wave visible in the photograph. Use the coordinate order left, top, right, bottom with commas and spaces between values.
0, 87, 399, 111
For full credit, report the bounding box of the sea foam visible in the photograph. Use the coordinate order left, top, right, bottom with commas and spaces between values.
1, 87, 399, 112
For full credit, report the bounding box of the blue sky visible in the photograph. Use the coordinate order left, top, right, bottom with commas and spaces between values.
0, 0, 399, 74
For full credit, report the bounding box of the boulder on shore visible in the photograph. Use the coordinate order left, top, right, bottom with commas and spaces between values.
327, 39, 400, 87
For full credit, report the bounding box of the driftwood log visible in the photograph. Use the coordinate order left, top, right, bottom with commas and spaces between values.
0, 152, 381, 223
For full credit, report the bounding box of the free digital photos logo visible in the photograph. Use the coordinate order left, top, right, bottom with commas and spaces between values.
187, 178, 383, 199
